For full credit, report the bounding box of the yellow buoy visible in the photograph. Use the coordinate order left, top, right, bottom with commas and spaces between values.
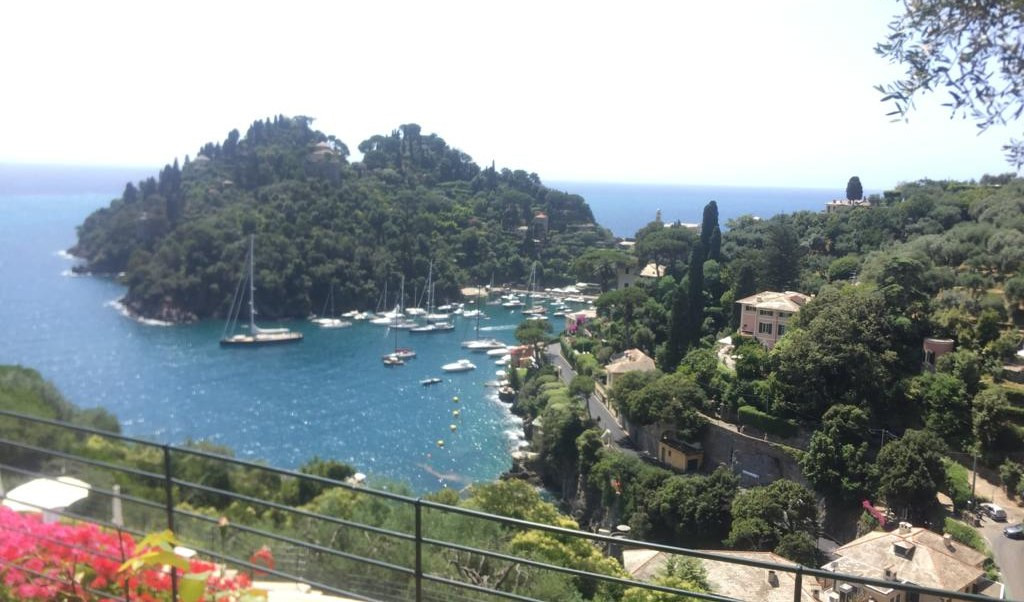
452, 409, 461, 418
452, 396, 460, 403
450, 423, 458, 431
436, 439, 445, 448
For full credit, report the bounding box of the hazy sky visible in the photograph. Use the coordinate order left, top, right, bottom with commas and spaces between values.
1, 1, 1017, 189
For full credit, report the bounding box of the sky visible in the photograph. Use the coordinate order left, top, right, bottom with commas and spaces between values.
0, 1, 1018, 189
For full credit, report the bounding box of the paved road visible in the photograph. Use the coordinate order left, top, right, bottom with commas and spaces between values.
545, 343, 634, 450
980, 516, 1024, 599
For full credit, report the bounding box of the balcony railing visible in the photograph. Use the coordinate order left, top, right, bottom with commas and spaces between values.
0, 409, 1012, 602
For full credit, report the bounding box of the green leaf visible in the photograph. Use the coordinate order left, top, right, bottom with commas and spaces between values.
180, 572, 211, 602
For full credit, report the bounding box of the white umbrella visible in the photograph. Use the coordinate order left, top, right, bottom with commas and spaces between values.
2, 476, 91, 513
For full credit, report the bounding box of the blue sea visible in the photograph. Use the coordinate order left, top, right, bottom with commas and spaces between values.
0, 167, 834, 492
550, 181, 841, 237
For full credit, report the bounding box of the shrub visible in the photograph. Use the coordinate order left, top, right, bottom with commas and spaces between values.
943, 458, 972, 509
943, 517, 988, 553
736, 405, 798, 438
0, 508, 257, 601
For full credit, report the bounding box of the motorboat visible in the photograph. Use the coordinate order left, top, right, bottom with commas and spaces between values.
420, 377, 443, 386
442, 359, 476, 372
382, 354, 405, 366
464, 339, 506, 351
486, 347, 512, 357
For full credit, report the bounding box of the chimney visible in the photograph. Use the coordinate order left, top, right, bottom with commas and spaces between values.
944, 533, 954, 549
811, 588, 820, 600
898, 521, 912, 534
766, 569, 779, 587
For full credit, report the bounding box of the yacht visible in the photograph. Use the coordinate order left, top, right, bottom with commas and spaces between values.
441, 359, 476, 372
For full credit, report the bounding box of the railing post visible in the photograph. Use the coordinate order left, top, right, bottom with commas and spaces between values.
793, 565, 803, 602
414, 498, 424, 602
162, 445, 178, 602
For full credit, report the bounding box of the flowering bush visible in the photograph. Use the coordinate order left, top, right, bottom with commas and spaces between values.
0, 507, 261, 601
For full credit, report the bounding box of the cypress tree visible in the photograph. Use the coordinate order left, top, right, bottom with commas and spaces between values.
708, 226, 722, 261
664, 280, 690, 371
700, 200, 719, 248
846, 176, 863, 201
687, 240, 706, 347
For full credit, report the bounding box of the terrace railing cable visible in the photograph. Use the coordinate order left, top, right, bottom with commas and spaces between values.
0, 408, 1013, 602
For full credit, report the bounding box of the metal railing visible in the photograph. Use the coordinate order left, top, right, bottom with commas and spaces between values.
0, 409, 1013, 601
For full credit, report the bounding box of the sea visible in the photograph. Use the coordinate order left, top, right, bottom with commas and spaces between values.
0, 166, 838, 493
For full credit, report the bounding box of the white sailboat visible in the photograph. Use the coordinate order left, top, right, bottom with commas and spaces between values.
220, 236, 303, 347
311, 284, 352, 328
461, 286, 505, 350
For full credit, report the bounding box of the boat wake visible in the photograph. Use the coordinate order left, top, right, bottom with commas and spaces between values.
478, 324, 516, 332
106, 299, 173, 327
417, 462, 473, 485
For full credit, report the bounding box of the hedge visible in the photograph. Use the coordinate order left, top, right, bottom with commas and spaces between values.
736, 405, 798, 439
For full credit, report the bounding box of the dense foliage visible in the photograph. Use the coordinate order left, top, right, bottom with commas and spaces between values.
73, 117, 612, 321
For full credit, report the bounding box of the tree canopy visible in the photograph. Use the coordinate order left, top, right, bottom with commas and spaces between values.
73, 117, 613, 321
876, 0, 1024, 166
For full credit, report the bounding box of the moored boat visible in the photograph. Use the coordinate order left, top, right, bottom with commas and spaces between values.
442, 359, 476, 372
220, 236, 303, 347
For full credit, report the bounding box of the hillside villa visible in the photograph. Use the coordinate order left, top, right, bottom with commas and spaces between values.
736, 291, 811, 348
819, 522, 1003, 600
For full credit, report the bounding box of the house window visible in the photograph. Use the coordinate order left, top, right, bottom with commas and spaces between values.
759, 309, 774, 316
758, 322, 773, 335
777, 325, 786, 336
744, 306, 755, 312
779, 312, 791, 318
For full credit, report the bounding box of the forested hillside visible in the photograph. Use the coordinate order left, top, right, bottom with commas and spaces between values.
72, 116, 612, 322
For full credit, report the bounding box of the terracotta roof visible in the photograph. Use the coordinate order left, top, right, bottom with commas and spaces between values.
605, 349, 656, 374
624, 550, 817, 602
827, 527, 986, 594
735, 291, 811, 312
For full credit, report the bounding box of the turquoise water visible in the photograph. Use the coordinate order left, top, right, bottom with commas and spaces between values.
0, 177, 836, 493
0, 193, 525, 492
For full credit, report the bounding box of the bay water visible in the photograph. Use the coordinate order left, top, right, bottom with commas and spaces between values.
0, 172, 833, 492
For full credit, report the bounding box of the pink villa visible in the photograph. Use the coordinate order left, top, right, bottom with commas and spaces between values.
736, 291, 811, 348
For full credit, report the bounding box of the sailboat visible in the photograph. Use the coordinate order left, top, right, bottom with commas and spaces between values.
461, 286, 504, 350
311, 284, 352, 328
220, 236, 303, 347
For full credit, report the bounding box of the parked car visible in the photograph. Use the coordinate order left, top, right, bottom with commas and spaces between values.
1004, 524, 1024, 539
980, 502, 1008, 521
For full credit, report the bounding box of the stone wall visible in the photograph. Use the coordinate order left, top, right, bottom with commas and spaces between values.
700, 420, 808, 488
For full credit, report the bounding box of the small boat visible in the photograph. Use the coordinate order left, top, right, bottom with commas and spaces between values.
486, 347, 512, 357
442, 359, 476, 372
461, 309, 485, 319
382, 354, 405, 366
498, 386, 516, 402
464, 339, 506, 351
221, 236, 303, 347
522, 305, 546, 316
316, 318, 352, 328
420, 377, 443, 386
311, 285, 352, 328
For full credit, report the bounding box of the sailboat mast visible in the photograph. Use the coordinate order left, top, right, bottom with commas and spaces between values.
248, 235, 256, 334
